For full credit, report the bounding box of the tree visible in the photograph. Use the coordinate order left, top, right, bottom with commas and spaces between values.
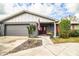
59, 18, 70, 38
27, 24, 36, 37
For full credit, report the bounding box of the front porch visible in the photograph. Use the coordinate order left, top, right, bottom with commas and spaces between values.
37, 22, 56, 37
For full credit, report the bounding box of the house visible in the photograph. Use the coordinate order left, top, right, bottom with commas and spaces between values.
55, 16, 79, 36
0, 10, 57, 37
70, 16, 79, 30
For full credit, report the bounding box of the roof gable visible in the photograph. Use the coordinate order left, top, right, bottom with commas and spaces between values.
0, 10, 56, 23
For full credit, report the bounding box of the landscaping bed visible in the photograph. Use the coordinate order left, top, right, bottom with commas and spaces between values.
52, 37, 79, 44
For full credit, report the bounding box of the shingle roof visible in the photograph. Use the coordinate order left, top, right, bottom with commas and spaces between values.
0, 10, 56, 23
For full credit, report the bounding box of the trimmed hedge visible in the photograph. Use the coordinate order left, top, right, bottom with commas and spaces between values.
70, 30, 79, 37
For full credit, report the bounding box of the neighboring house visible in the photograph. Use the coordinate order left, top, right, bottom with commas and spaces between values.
71, 16, 79, 30
0, 10, 57, 37
56, 16, 79, 36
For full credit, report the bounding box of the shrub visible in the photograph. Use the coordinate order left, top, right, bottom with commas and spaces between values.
59, 18, 70, 38
70, 30, 79, 37
27, 24, 36, 37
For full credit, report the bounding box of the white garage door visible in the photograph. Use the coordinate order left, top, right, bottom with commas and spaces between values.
6, 25, 28, 36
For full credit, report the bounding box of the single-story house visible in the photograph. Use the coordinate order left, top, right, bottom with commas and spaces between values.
0, 10, 78, 37
71, 16, 79, 30
56, 16, 79, 36
0, 10, 57, 37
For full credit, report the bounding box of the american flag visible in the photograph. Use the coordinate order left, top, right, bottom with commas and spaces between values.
37, 19, 41, 30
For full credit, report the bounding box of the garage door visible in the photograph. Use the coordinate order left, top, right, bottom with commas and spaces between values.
5, 25, 28, 36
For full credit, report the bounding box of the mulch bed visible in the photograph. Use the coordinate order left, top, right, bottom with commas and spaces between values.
4, 39, 42, 55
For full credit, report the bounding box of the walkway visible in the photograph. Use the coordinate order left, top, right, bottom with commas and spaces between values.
6, 36, 79, 56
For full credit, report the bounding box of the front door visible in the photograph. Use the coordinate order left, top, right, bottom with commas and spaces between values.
38, 26, 47, 35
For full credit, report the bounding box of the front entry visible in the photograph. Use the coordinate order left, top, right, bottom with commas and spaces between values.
39, 26, 46, 34
38, 25, 47, 35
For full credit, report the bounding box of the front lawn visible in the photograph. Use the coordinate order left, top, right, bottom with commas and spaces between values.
51, 37, 79, 44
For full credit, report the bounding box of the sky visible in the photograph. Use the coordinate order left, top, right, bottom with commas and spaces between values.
0, 3, 79, 20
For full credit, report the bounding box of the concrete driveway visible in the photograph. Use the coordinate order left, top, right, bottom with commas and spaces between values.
5, 36, 79, 56
0, 36, 28, 55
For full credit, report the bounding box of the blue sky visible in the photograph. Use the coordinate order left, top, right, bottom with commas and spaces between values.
1, 3, 79, 20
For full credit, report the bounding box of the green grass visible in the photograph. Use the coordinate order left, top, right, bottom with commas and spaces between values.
51, 37, 79, 44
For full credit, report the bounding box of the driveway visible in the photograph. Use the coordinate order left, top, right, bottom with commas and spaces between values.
0, 36, 28, 55
5, 36, 79, 56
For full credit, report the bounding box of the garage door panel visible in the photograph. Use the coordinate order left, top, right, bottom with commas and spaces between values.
6, 25, 28, 36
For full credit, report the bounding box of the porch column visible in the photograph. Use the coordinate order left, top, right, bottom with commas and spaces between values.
53, 22, 56, 37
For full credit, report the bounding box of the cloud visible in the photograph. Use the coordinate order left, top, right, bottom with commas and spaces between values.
28, 3, 53, 16
49, 3, 75, 20
65, 3, 77, 13
4, 3, 75, 20
65, 3, 79, 18
4, 3, 24, 14
4, 3, 53, 16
